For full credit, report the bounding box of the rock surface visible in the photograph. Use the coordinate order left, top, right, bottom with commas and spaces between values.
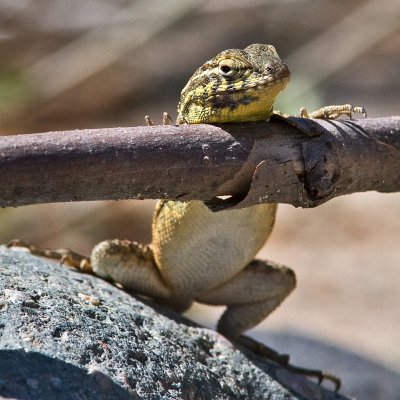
0, 246, 348, 400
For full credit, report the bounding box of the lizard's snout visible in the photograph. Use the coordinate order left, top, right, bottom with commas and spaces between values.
279, 63, 290, 79
264, 62, 290, 80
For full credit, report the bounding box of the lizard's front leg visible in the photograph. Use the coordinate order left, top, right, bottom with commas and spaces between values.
300, 104, 367, 119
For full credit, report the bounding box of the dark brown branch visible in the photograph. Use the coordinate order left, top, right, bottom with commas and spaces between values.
1, 116, 399, 209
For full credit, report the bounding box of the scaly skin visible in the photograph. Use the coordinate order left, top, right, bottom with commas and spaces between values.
177, 44, 290, 123
91, 44, 296, 337
91, 45, 364, 339
9, 43, 364, 344
11, 44, 360, 389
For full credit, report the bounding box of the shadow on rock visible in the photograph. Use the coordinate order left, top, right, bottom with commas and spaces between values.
0, 349, 135, 400
256, 330, 400, 400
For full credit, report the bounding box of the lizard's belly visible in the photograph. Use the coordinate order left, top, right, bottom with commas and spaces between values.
151, 200, 277, 294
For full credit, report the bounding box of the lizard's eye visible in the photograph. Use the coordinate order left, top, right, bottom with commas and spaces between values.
220, 65, 232, 75
218, 58, 247, 79
218, 63, 236, 78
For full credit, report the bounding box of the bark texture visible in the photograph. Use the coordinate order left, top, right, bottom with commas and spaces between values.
0, 116, 399, 209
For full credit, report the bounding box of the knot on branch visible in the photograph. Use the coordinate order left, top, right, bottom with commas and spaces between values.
303, 138, 339, 200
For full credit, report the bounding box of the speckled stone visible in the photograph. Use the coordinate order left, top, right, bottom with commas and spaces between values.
0, 246, 349, 400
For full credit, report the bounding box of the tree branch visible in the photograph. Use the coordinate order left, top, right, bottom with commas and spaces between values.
1, 116, 399, 209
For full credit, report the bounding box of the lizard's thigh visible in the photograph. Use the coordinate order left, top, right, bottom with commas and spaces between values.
91, 239, 172, 299
196, 260, 295, 338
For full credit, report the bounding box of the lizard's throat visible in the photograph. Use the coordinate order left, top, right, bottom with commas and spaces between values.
206, 81, 288, 123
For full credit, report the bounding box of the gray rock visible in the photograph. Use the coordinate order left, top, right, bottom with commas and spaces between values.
0, 246, 348, 400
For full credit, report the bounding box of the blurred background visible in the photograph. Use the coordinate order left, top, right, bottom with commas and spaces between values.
1, 0, 399, 397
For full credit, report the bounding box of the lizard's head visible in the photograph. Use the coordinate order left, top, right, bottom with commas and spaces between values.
177, 44, 290, 124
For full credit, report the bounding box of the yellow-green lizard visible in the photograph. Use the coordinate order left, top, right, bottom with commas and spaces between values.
90, 44, 363, 337
10, 44, 366, 389
92, 45, 295, 337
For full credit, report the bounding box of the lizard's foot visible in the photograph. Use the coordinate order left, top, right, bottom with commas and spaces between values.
145, 112, 173, 126
162, 112, 173, 125
7, 239, 92, 273
144, 115, 154, 126
236, 334, 289, 365
300, 104, 367, 119
236, 335, 341, 392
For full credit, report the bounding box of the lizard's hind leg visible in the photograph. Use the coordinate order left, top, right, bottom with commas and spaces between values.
196, 259, 340, 391
196, 259, 295, 338
7, 239, 91, 272
91, 239, 172, 300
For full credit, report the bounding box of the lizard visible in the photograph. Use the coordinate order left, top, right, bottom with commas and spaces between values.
8, 43, 366, 390
90, 43, 363, 330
